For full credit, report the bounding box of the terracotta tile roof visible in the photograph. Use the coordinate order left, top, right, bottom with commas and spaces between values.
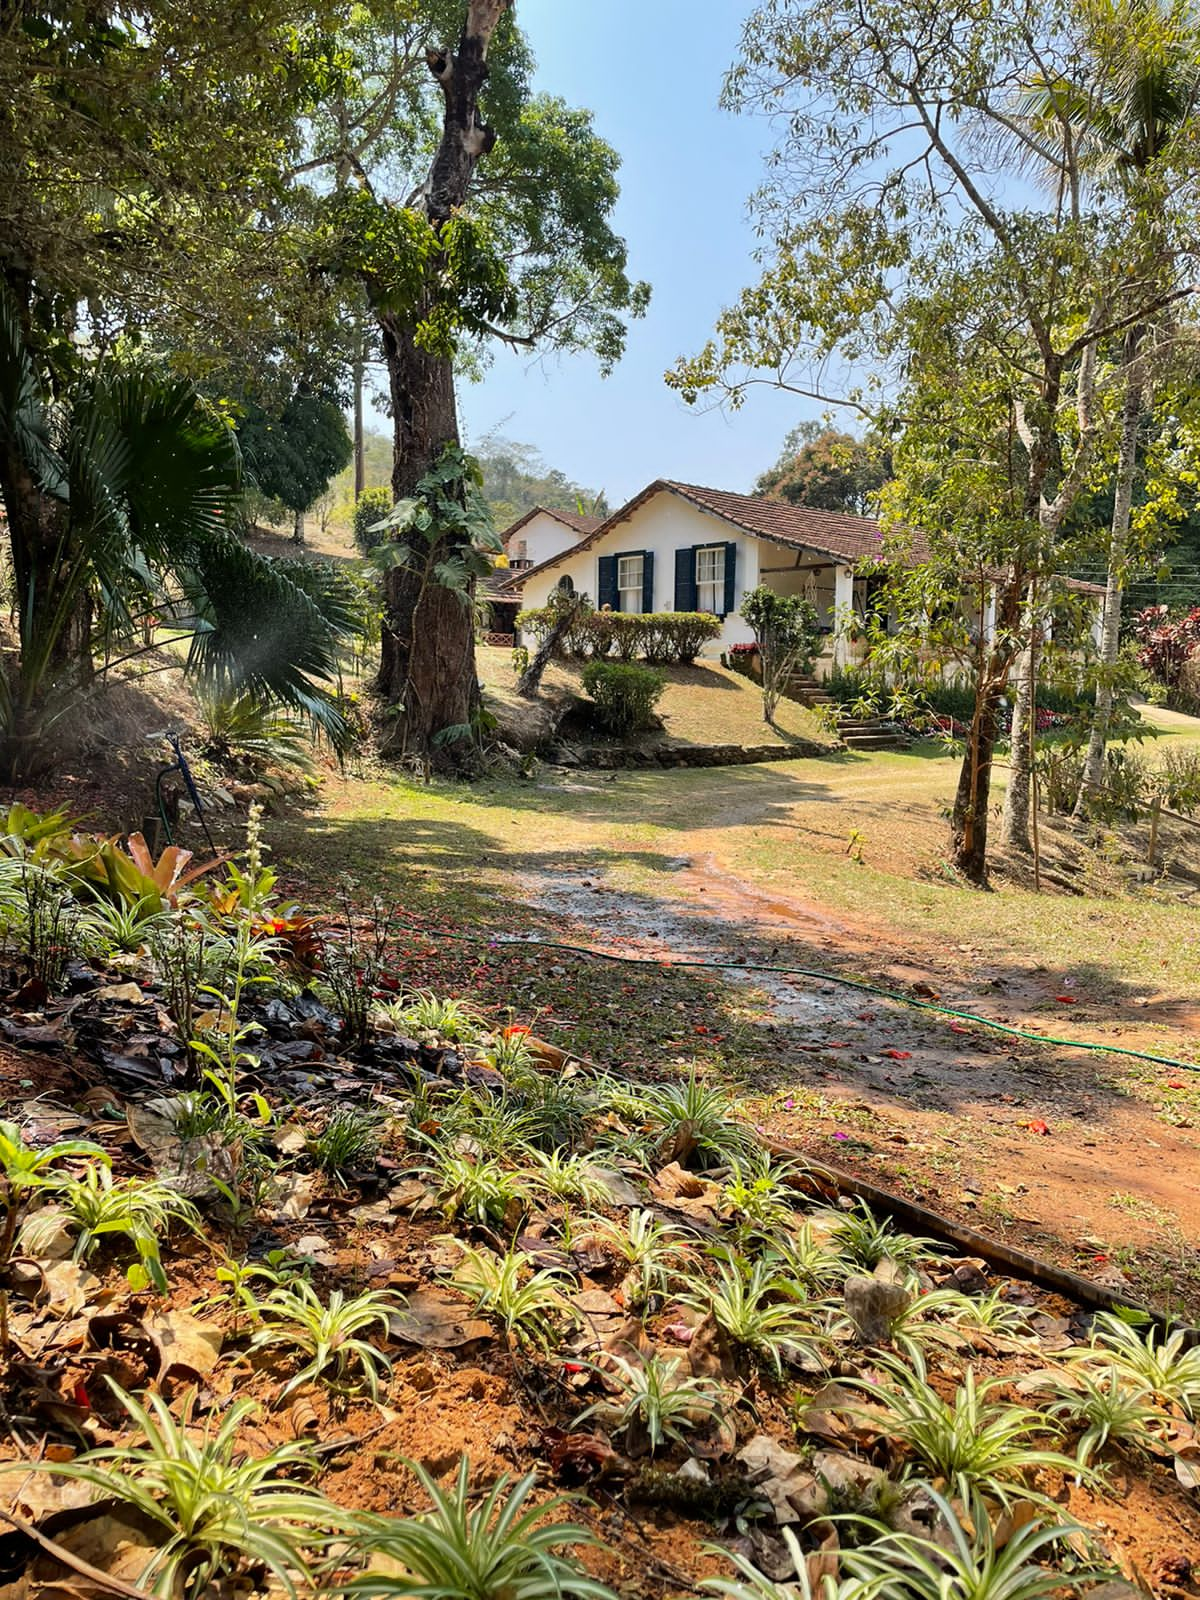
491, 479, 1102, 600
500, 505, 605, 547
656, 481, 929, 563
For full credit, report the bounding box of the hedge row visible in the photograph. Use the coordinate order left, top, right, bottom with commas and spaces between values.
516, 607, 721, 664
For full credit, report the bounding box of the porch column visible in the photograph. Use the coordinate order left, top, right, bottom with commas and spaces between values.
833, 564, 854, 667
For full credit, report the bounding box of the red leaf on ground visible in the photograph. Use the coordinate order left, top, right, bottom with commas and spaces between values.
1023, 1119, 1052, 1135
882, 1049, 912, 1060
1054, 995, 1076, 1004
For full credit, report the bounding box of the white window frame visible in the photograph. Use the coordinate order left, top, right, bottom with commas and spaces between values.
696, 545, 725, 615
617, 553, 645, 613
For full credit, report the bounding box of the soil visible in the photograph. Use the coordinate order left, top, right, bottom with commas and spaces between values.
522, 847, 1200, 1315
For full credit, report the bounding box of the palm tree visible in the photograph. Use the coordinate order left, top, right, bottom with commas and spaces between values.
0, 287, 351, 779
1007, 0, 1200, 817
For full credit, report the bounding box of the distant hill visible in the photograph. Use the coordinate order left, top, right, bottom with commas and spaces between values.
333, 432, 607, 531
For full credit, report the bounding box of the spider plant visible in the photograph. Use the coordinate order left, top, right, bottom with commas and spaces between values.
594, 1208, 689, 1309
344, 1457, 615, 1600
22, 1165, 200, 1291
524, 1148, 611, 1206
1073, 1310, 1200, 1419
81, 892, 173, 952
879, 1288, 1029, 1363
20, 1383, 347, 1599
0, 1119, 105, 1268
642, 1068, 752, 1168
840, 1486, 1100, 1599
860, 1360, 1082, 1506
719, 1152, 805, 1231
680, 1257, 823, 1378
757, 1221, 850, 1293
1045, 1368, 1164, 1468
575, 1352, 725, 1455
823, 1199, 939, 1271
385, 991, 484, 1043
420, 1145, 529, 1226
248, 1278, 402, 1401
506, 1066, 592, 1152
307, 1106, 381, 1183
942, 1288, 1033, 1337
703, 1527, 873, 1600
453, 1240, 576, 1350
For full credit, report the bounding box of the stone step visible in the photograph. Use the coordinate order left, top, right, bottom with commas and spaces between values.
841, 731, 911, 750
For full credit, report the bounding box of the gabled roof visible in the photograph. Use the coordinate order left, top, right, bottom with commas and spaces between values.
500, 505, 605, 547
491, 478, 1105, 598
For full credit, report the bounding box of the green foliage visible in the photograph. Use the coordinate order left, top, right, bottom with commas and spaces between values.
524, 1149, 611, 1206
23, 1166, 200, 1292
421, 1147, 528, 1228
1045, 1368, 1164, 1466
824, 1199, 939, 1271
756, 423, 890, 515
248, 1278, 401, 1402
353, 486, 394, 556
345, 1458, 615, 1600
197, 690, 317, 775
862, 1361, 1081, 1506
740, 586, 821, 720
27, 1384, 347, 1599
581, 661, 666, 736
518, 606, 721, 664
306, 1108, 381, 1184
0, 1119, 105, 1269
641, 1069, 752, 1169
1074, 1309, 1200, 1418
839, 1487, 1099, 1600
681, 1257, 821, 1378
365, 445, 502, 606
594, 1209, 689, 1309
235, 388, 352, 518
575, 1353, 726, 1455
385, 991, 485, 1043
452, 1241, 575, 1350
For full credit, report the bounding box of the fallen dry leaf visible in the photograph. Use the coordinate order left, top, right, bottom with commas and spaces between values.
143, 1309, 223, 1381
388, 1290, 492, 1350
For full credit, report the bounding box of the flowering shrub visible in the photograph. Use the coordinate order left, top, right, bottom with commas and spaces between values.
1133, 604, 1200, 691
729, 642, 759, 657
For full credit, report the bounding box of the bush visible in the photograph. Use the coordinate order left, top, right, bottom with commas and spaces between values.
516, 608, 720, 665
581, 662, 666, 735
352, 486, 393, 555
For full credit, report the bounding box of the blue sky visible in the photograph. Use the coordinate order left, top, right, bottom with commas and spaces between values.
453, 0, 824, 503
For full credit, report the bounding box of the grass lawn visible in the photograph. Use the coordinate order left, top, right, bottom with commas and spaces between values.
478, 646, 835, 750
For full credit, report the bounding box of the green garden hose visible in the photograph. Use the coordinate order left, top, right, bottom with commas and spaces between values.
415, 926, 1197, 1074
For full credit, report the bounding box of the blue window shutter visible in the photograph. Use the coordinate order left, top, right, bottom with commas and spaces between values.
675, 546, 697, 611
641, 550, 655, 612
723, 542, 738, 617
597, 554, 618, 610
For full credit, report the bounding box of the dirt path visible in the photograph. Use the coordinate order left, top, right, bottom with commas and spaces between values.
523, 846, 1200, 1313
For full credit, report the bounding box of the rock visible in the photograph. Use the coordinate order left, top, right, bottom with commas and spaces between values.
737, 1434, 827, 1525
844, 1273, 911, 1344
949, 1260, 991, 1295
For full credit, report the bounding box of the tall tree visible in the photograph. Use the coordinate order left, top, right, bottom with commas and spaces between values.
236, 389, 353, 543
670, 0, 1196, 882
755, 424, 889, 515
0, 0, 351, 726
303, 2, 646, 764
1055, 0, 1200, 812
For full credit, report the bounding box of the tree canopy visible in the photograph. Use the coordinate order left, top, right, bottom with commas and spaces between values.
755, 424, 889, 516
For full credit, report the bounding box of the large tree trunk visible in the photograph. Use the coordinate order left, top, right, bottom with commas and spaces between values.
0, 448, 90, 778
292, 507, 306, 545
999, 587, 1037, 854
372, 0, 507, 765
1076, 328, 1144, 815
952, 681, 1003, 884
376, 303, 479, 756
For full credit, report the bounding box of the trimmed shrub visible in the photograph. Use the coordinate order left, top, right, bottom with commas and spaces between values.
581, 661, 666, 735
352, 486, 393, 554
516, 608, 720, 665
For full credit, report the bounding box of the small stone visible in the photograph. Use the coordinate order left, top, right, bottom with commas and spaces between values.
844, 1273, 911, 1344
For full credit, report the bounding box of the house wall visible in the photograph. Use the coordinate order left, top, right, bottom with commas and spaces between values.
515, 492, 765, 654
506, 512, 583, 571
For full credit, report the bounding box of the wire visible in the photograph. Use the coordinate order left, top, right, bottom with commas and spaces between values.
414, 925, 1198, 1074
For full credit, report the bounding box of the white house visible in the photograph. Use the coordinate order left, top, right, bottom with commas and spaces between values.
492, 479, 1104, 668
501, 506, 605, 574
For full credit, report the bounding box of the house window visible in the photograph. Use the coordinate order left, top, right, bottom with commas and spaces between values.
617, 554, 644, 612
696, 545, 725, 614
556, 574, 575, 596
